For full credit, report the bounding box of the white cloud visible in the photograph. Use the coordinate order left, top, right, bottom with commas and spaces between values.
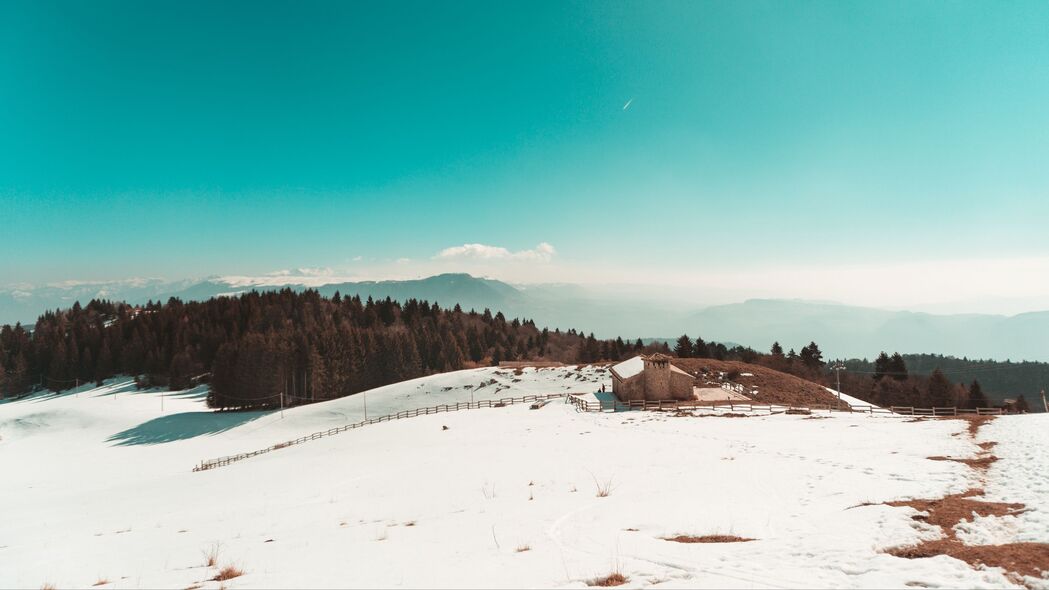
265, 267, 334, 278
435, 242, 556, 263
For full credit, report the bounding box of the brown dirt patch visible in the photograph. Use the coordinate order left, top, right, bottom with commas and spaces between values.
926, 455, 1000, 472
883, 489, 1049, 578
884, 489, 1024, 531
888, 540, 1049, 579
664, 535, 755, 544
670, 358, 845, 408
938, 415, 996, 437
883, 415, 1049, 579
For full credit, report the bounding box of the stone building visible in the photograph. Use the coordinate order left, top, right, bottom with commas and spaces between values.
609, 354, 694, 402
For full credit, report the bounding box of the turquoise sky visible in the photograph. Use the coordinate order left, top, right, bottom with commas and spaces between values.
3, 1, 1049, 302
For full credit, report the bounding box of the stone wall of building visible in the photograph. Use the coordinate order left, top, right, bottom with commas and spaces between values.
613, 374, 646, 401
669, 370, 694, 400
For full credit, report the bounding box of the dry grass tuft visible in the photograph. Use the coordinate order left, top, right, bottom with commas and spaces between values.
202, 543, 220, 568
587, 571, 628, 587
592, 474, 614, 498
40, 584, 56, 590
211, 565, 244, 582
664, 534, 755, 543
92, 578, 110, 586
515, 544, 531, 552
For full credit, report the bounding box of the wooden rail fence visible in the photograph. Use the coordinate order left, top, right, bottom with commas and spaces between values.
194, 393, 1003, 472
193, 393, 571, 472
566, 395, 1004, 417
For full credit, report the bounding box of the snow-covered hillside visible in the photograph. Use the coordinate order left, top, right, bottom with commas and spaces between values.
1, 367, 1046, 589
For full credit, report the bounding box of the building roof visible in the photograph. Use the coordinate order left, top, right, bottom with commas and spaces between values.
609, 354, 694, 381
669, 363, 692, 377
609, 356, 644, 381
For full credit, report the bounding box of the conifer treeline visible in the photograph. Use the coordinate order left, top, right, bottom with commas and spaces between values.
0, 290, 630, 409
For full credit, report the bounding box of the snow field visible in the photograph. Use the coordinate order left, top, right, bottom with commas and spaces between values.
1, 367, 1045, 588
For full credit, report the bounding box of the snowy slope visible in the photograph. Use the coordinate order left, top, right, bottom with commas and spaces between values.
1, 369, 1045, 589
825, 387, 881, 408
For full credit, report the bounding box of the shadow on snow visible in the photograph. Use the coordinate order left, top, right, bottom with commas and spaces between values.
106, 409, 273, 446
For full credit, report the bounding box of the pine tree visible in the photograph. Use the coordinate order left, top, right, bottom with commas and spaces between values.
674, 334, 694, 358
694, 336, 709, 358
770, 342, 784, 357
874, 352, 891, 380
95, 341, 113, 385
168, 350, 194, 390
799, 342, 824, 370
927, 369, 953, 406
967, 379, 989, 409
889, 353, 908, 382
10, 353, 30, 393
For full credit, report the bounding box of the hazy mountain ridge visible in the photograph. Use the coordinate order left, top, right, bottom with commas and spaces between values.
687, 299, 1049, 361
3, 274, 1047, 361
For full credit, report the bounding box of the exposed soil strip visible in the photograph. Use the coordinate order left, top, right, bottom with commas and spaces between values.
889, 539, 1049, 580
926, 455, 1000, 470
939, 414, 996, 438
663, 535, 755, 544
884, 416, 1049, 581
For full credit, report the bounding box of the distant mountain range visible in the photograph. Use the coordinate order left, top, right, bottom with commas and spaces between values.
684, 299, 1049, 363
3, 273, 1048, 362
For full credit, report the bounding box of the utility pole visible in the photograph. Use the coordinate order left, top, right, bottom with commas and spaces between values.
1042, 389, 1047, 413
363, 390, 368, 421
831, 362, 846, 401
280, 390, 284, 419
